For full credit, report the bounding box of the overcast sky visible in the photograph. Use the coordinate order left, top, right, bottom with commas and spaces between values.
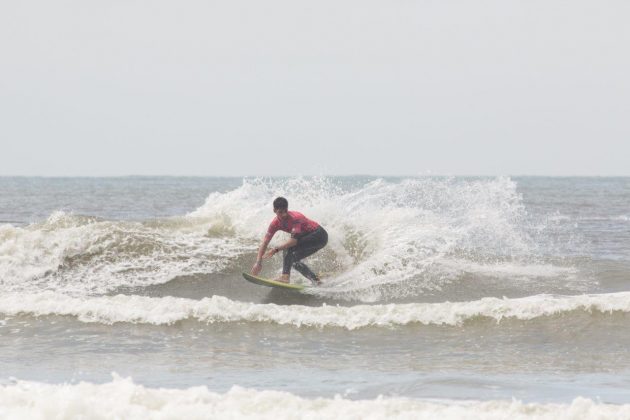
1, 0, 629, 176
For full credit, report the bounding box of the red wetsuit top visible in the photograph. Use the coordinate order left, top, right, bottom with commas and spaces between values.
264, 211, 320, 242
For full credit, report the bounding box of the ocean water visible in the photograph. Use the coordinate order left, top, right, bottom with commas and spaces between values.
1, 176, 630, 419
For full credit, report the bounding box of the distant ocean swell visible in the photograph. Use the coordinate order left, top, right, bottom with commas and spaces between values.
0, 375, 627, 420
2, 291, 630, 329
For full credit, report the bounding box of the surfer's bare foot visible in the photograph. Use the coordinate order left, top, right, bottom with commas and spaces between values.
275, 274, 290, 283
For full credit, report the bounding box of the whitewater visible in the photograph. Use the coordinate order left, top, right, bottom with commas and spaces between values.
2, 291, 630, 328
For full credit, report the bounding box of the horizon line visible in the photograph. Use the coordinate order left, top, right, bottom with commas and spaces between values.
1, 174, 629, 179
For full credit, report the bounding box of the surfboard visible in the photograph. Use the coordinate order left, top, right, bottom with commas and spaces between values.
242, 272, 307, 291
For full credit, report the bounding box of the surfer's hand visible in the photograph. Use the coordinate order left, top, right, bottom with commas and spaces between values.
251, 261, 262, 275
263, 248, 278, 259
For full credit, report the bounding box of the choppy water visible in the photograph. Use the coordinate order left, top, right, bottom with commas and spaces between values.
1, 176, 629, 418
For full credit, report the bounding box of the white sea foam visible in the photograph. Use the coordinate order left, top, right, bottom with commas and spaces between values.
550, 214, 630, 223
440, 259, 577, 279
0, 212, 247, 295
0, 375, 627, 420
1, 291, 630, 329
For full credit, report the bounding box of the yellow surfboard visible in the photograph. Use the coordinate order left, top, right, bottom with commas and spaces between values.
242, 272, 308, 291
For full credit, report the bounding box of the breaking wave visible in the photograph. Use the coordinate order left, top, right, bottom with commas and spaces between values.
1, 291, 629, 329
0, 375, 627, 420
0, 177, 584, 300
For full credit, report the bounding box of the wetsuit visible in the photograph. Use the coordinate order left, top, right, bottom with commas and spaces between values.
265, 211, 328, 284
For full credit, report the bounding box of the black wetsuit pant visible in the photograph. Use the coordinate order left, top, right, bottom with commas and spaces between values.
282, 226, 328, 283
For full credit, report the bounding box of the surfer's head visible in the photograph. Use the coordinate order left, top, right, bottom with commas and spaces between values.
273, 197, 289, 219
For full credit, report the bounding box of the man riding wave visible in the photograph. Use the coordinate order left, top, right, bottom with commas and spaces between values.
251, 197, 328, 285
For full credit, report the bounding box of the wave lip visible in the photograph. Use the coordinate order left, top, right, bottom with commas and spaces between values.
0, 375, 627, 420
2, 291, 630, 329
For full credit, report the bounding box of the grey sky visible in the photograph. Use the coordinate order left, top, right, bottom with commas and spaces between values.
1, 0, 629, 176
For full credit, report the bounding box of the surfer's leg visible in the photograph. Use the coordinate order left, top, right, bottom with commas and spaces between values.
292, 226, 328, 261
283, 227, 327, 275
292, 261, 320, 284
282, 246, 320, 283
282, 249, 294, 275
290, 227, 328, 284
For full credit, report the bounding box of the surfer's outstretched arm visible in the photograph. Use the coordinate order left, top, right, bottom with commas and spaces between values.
271, 238, 298, 253
251, 238, 271, 275
252, 235, 298, 274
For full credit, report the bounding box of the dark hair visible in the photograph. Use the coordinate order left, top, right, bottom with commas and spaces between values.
273, 197, 288, 211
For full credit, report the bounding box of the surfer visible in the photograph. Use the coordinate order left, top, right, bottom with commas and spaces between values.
251, 197, 328, 285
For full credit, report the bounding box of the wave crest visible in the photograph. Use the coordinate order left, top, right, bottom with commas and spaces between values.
1, 292, 629, 329
0, 375, 627, 420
